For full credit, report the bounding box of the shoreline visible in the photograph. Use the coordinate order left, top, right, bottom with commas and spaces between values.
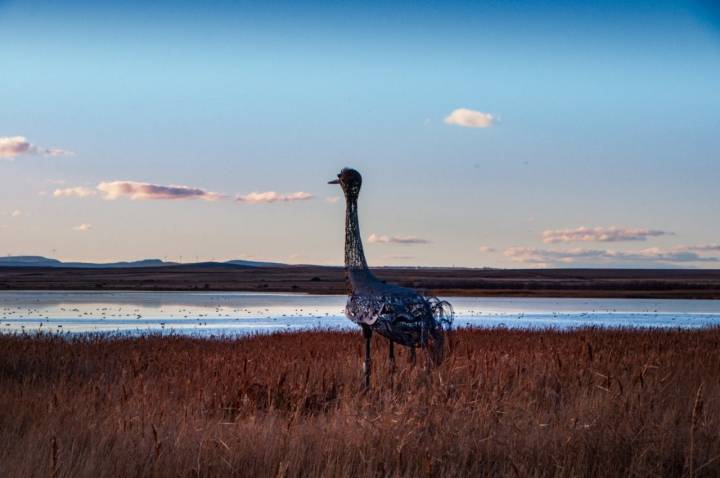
2, 265, 720, 299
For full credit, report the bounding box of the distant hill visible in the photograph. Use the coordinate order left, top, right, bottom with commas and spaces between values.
0, 256, 287, 269
0, 256, 65, 267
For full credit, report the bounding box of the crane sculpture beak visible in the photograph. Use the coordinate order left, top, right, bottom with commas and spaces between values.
328, 179, 340, 185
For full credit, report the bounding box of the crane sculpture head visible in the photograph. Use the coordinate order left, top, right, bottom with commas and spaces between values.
328, 167, 362, 200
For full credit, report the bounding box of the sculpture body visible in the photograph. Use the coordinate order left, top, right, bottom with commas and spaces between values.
329, 168, 453, 385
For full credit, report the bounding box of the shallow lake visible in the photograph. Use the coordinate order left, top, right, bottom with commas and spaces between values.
2, 291, 720, 335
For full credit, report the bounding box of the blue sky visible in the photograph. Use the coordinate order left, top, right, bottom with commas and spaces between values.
1, 0, 719, 267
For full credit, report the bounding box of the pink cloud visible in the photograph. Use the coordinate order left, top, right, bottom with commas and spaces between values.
0, 136, 73, 159
368, 234, 431, 245
542, 226, 670, 244
504, 246, 719, 265
235, 191, 314, 204
97, 181, 224, 201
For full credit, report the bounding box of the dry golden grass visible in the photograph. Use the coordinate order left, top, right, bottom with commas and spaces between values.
2, 327, 720, 477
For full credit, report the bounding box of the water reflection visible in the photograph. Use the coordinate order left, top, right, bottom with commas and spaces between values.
1, 291, 720, 335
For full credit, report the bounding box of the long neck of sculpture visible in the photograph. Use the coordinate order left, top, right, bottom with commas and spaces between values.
344, 195, 369, 272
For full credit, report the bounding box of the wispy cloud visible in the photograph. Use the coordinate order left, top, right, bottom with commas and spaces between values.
479, 245, 496, 253
0, 136, 73, 159
504, 246, 719, 266
54, 182, 314, 204
73, 223, 92, 231
53, 187, 97, 198
97, 181, 224, 201
382, 254, 416, 260
368, 234, 431, 245
10, 210, 22, 217
686, 244, 720, 252
444, 108, 495, 128
542, 226, 671, 244
236, 191, 314, 204
325, 196, 340, 204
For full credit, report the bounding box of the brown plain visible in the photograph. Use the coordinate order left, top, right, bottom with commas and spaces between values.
1, 265, 720, 298
2, 327, 719, 477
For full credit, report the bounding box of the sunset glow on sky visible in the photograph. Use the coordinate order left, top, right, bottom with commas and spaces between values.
2, 0, 719, 268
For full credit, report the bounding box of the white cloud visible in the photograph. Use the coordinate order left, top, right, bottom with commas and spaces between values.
368, 234, 431, 245
325, 196, 340, 204
542, 226, 671, 244
73, 223, 92, 231
53, 187, 97, 198
504, 246, 719, 266
97, 181, 224, 201
235, 191, 314, 204
0, 136, 73, 159
479, 245, 496, 253
10, 210, 22, 217
444, 108, 495, 128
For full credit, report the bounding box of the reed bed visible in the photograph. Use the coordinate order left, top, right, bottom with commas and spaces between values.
1, 327, 720, 477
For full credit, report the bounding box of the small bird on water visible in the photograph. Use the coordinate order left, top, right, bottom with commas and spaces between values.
329, 168, 453, 388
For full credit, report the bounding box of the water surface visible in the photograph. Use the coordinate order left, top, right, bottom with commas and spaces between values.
1, 291, 720, 335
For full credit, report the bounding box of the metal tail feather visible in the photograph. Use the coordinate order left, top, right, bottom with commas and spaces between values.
426, 296, 455, 365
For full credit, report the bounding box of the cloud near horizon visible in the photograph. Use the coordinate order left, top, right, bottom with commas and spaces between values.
382, 254, 416, 260
444, 108, 496, 128
97, 181, 224, 201
504, 246, 719, 267
73, 223, 92, 231
53, 186, 97, 198
686, 244, 720, 252
542, 226, 671, 243
235, 191, 314, 204
368, 234, 431, 245
0, 136, 73, 159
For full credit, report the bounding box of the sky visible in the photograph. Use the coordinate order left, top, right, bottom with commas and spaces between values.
1, 0, 719, 268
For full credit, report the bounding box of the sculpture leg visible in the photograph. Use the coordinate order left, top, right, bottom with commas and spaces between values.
388, 340, 396, 372
362, 326, 372, 389
409, 347, 416, 366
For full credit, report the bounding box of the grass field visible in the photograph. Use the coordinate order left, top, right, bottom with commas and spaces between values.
2, 327, 720, 477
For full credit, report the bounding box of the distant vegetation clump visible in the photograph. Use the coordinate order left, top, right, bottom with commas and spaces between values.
1, 328, 719, 476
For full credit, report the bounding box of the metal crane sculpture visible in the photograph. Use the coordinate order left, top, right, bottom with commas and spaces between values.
329, 168, 453, 388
